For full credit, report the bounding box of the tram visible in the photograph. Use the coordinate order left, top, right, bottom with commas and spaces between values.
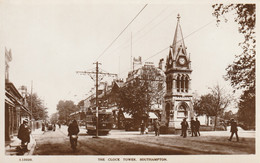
85, 110, 113, 135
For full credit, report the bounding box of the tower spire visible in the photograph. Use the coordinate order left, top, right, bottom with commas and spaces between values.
171, 14, 187, 60
177, 13, 180, 22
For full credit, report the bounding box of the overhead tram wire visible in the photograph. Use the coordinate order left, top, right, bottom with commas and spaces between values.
95, 4, 148, 61
105, 7, 174, 58
118, 19, 216, 77
144, 19, 215, 62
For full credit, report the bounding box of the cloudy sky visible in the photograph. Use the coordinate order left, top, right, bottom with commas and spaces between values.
0, 0, 244, 115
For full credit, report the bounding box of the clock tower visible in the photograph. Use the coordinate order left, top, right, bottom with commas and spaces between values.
162, 14, 194, 134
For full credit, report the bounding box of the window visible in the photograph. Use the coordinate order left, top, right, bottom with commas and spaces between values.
177, 75, 180, 92
181, 75, 185, 92
185, 76, 189, 92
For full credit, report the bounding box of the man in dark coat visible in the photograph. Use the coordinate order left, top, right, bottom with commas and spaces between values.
68, 120, 80, 147
195, 117, 201, 136
42, 123, 45, 132
180, 118, 189, 138
140, 122, 145, 135
154, 119, 160, 136
18, 119, 31, 151
228, 118, 239, 142
190, 117, 196, 136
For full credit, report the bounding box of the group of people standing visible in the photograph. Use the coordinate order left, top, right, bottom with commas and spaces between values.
181, 117, 200, 138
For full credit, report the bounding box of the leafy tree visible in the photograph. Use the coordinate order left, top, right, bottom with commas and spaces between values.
77, 100, 85, 108
237, 86, 255, 128
193, 94, 215, 126
56, 100, 79, 124
222, 110, 237, 121
212, 4, 256, 127
50, 112, 59, 124
193, 85, 232, 130
26, 93, 48, 121
118, 65, 165, 125
118, 81, 149, 124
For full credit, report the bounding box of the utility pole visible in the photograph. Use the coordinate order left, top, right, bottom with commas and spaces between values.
76, 62, 117, 138
30, 80, 34, 131
94, 62, 100, 138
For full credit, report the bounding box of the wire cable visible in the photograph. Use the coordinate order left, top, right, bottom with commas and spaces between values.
118, 19, 215, 77
95, 4, 148, 61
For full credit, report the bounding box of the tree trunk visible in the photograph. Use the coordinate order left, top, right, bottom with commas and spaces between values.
214, 115, 217, 131
206, 116, 209, 126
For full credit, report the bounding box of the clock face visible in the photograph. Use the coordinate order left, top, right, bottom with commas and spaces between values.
179, 57, 186, 65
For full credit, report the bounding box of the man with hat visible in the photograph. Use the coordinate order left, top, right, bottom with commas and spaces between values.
18, 119, 31, 151
228, 118, 239, 142
180, 118, 189, 138
190, 117, 196, 137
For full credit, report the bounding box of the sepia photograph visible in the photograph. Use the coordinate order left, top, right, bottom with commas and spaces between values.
0, 0, 258, 163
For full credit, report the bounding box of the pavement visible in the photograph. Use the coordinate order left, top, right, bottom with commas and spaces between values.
5, 128, 43, 156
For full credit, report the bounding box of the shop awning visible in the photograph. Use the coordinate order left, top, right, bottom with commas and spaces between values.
5, 96, 15, 107
149, 112, 158, 119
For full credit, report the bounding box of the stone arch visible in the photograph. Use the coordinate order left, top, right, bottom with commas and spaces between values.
176, 102, 190, 118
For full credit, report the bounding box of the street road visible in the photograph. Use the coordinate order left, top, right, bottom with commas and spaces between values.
33, 125, 255, 155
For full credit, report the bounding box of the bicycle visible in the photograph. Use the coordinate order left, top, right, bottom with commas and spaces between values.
70, 135, 78, 152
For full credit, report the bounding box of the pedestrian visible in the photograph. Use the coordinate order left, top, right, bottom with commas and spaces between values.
140, 122, 145, 135
190, 117, 196, 136
228, 118, 239, 142
17, 119, 31, 151
68, 120, 80, 148
53, 123, 56, 131
145, 126, 149, 134
58, 122, 61, 129
42, 123, 45, 132
180, 118, 189, 138
195, 117, 200, 136
154, 119, 160, 136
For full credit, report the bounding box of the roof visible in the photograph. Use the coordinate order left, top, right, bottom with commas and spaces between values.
5, 90, 32, 115
114, 81, 124, 88
6, 82, 23, 99
171, 14, 188, 60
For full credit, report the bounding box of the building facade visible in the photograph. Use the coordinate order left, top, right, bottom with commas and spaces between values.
5, 48, 31, 141
162, 14, 194, 134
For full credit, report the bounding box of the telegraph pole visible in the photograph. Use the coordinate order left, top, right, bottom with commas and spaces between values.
30, 80, 34, 131
76, 62, 117, 138
94, 62, 100, 138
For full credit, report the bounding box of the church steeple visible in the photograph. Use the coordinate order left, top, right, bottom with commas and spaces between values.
171, 14, 187, 60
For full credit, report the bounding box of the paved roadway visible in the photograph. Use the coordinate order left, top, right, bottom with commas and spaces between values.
32, 125, 255, 155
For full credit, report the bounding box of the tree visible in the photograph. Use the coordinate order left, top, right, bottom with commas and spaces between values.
50, 112, 59, 124
193, 85, 232, 130
26, 93, 48, 121
118, 81, 149, 124
223, 110, 236, 121
212, 4, 256, 128
193, 94, 215, 126
237, 86, 255, 128
56, 100, 79, 124
212, 4, 255, 89
118, 65, 165, 125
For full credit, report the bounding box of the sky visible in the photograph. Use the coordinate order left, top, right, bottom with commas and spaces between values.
0, 0, 245, 115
